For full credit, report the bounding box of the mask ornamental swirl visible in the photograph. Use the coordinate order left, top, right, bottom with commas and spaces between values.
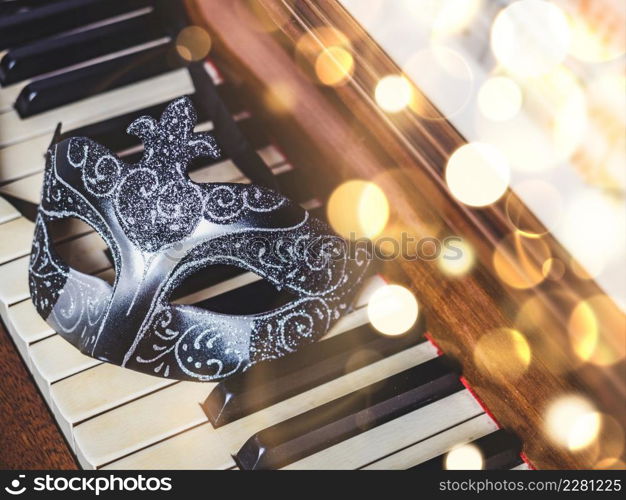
28, 97, 372, 381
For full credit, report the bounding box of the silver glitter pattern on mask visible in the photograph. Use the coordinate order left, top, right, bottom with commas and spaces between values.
29, 97, 371, 381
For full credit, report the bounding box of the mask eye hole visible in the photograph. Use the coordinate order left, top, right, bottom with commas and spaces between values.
171, 265, 298, 316
47, 216, 117, 285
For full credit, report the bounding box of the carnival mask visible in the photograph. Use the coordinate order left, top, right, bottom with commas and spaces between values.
29, 97, 371, 381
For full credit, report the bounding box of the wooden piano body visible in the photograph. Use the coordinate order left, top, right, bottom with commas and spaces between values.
0, 0, 623, 469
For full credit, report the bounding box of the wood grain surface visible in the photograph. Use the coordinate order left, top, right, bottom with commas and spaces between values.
0, 320, 77, 469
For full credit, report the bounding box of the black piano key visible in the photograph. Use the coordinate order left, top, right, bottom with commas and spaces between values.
203, 312, 427, 427
0, 12, 165, 85
0, 0, 66, 17
412, 429, 523, 470
193, 279, 296, 315
274, 167, 330, 203
236, 357, 462, 470
15, 43, 181, 117
0, 0, 153, 50
169, 264, 248, 302
187, 118, 270, 171
188, 63, 278, 191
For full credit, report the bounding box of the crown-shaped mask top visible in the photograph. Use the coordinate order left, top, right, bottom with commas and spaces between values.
126, 96, 220, 175
44, 97, 284, 253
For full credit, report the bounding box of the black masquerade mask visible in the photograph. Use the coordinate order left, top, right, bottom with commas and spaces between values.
29, 97, 371, 381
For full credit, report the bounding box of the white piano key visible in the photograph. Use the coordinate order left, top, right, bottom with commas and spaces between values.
4, 298, 53, 361
172, 271, 262, 305
0, 145, 288, 208
0, 7, 157, 115
0, 111, 251, 185
0, 231, 110, 311
28, 334, 100, 405
103, 341, 436, 470
29, 334, 100, 383
0, 135, 49, 184
73, 381, 210, 469
0, 196, 20, 223
4, 170, 335, 405
0, 144, 298, 275
50, 274, 383, 459
51, 363, 175, 446
102, 421, 234, 470
0, 68, 194, 147
48, 231, 111, 272
47, 267, 309, 434
363, 413, 498, 469
0, 255, 29, 315
2, 267, 112, 373
5, 271, 110, 344
282, 390, 485, 469
0, 173, 43, 205
257, 144, 286, 166
0, 217, 34, 264
0, 81, 25, 113
189, 148, 289, 185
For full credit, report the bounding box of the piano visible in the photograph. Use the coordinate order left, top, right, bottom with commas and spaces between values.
0, 0, 623, 470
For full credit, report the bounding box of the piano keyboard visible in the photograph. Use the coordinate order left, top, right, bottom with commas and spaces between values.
0, 0, 530, 470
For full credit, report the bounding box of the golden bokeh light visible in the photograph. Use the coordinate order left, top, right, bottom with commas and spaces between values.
549, 70, 588, 163
444, 444, 484, 470
368, 167, 445, 241
515, 294, 578, 374
568, 295, 626, 366
176, 26, 211, 62
570, 258, 594, 281
327, 180, 389, 240
233, 0, 287, 34
431, 0, 484, 40
367, 284, 419, 336
563, 0, 626, 63
589, 414, 626, 466
542, 257, 565, 280
506, 180, 563, 236
579, 72, 626, 193
569, 300, 599, 363
493, 232, 551, 289
404, 46, 473, 119
445, 142, 510, 207
474, 328, 531, 381
594, 458, 626, 470
544, 395, 601, 451
375, 75, 413, 113
295, 26, 350, 57
569, 413, 603, 451
475, 67, 587, 174
263, 81, 297, 115
561, 192, 625, 279
490, 0, 571, 77
478, 76, 523, 122
294, 27, 352, 84
314, 46, 354, 87
438, 238, 475, 277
